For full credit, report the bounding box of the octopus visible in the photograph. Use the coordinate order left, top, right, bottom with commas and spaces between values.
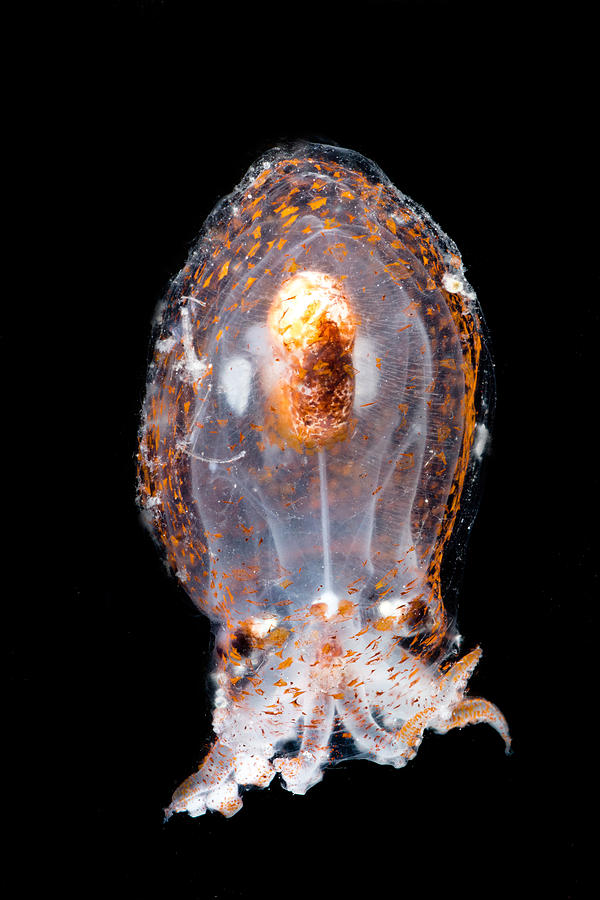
137, 142, 510, 818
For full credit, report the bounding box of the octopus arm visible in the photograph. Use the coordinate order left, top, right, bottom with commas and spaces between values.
431, 698, 511, 752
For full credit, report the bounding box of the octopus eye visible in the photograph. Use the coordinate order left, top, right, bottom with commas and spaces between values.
231, 628, 253, 658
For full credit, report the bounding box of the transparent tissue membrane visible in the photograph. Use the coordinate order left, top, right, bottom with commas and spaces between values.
138, 143, 509, 818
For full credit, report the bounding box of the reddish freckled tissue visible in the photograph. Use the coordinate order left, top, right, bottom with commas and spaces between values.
138, 142, 509, 819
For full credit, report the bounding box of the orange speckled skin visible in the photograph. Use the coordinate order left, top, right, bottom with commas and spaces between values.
137, 144, 508, 818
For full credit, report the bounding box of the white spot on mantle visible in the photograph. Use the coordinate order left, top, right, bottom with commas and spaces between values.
472, 423, 489, 460
221, 356, 252, 415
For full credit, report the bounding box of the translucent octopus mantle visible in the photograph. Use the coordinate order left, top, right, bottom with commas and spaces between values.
138, 143, 509, 819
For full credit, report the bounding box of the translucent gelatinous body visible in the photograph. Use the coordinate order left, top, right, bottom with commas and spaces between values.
138, 143, 509, 819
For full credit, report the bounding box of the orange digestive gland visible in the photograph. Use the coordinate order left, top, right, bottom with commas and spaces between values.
267, 272, 356, 449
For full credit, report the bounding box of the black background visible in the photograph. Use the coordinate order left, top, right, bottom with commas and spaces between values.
12, 1, 595, 898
